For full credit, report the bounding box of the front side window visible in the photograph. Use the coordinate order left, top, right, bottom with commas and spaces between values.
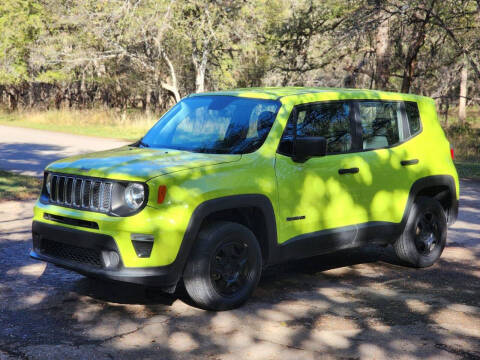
278, 101, 352, 155
358, 101, 404, 150
141, 96, 280, 154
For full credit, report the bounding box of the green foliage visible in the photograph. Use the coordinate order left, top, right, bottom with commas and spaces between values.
0, 0, 43, 84
35, 70, 69, 84
445, 122, 480, 162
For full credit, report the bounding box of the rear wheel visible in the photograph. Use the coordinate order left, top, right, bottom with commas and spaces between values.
394, 196, 447, 268
183, 221, 262, 310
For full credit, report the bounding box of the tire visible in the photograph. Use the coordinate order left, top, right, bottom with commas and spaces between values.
394, 196, 447, 268
183, 221, 262, 311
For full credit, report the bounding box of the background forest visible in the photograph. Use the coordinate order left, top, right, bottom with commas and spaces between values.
0, 0, 479, 164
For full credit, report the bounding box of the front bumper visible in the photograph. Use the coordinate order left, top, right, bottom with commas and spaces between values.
31, 221, 182, 290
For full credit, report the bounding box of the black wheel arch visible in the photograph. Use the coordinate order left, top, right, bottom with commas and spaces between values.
401, 175, 458, 228
170, 194, 279, 285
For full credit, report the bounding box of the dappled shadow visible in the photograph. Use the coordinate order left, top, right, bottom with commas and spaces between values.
1, 207, 480, 359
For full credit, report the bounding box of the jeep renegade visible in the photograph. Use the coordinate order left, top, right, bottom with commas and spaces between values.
31, 87, 459, 310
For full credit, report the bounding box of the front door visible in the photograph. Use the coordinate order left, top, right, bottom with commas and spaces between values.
275, 101, 366, 249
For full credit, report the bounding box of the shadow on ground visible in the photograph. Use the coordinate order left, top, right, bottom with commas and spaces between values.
0, 182, 479, 359
1, 240, 479, 359
0, 142, 68, 176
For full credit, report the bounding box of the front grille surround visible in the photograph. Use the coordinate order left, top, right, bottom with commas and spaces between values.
42, 172, 148, 217
45, 174, 114, 214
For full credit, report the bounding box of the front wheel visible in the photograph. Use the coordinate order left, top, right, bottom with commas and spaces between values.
394, 196, 447, 268
183, 222, 262, 311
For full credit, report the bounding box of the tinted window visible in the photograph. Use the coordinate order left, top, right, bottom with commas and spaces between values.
141, 96, 280, 154
278, 102, 352, 155
358, 101, 404, 150
405, 101, 421, 135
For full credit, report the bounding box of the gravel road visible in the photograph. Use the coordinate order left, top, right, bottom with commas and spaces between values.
0, 179, 479, 359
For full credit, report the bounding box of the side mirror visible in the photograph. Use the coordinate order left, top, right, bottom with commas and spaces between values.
292, 136, 327, 163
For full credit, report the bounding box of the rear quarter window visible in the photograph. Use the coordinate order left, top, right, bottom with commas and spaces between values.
405, 102, 421, 135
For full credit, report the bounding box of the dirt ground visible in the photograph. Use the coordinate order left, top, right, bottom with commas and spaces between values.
0, 179, 479, 360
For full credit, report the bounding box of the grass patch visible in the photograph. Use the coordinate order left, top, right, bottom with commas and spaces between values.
455, 161, 480, 180
0, 170, 42, 201
444, 122, 480, 162
0, 109, 159, 141
442, 105, 480, 128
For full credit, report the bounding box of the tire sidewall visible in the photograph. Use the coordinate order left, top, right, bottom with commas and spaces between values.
403, 197, 447, 267
184, 222, 262, 310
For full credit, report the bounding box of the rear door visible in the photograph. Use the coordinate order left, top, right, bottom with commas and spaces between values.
352, 100, 419, 226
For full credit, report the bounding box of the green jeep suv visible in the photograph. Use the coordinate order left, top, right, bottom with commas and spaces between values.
31, 87, 459, 310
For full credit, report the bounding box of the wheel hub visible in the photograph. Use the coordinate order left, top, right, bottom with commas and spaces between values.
414, 211, 440, 255
210, 241, 250, 296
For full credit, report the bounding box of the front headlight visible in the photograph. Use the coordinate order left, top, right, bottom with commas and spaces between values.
110, 182, 148, 216
124, 183, 145, 210
45, 173, 52, 195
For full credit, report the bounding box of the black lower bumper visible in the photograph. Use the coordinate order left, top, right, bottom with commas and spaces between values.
31, 221, 181, 290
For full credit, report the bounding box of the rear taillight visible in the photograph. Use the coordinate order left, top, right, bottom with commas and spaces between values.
450, 146, 454, 160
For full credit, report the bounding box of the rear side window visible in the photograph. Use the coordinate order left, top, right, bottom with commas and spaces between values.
278, 101, 352, 155
404, 101, 421, 135
358, 101, 405, 150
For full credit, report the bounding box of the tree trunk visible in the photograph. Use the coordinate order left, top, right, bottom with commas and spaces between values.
193, 49, 208, 93
441, 98, 449, 126
28, 83, 35, 108
401, 53, 419, 94
7, 87, 18, 111
160, 50, 180, 103
459, 56, 468, 124
145, 86, 152, 116
374, 8, 390, 90
400, 4, 433, 93
80, 70, 87, 106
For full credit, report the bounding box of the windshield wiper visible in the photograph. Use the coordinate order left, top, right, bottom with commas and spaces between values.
133, 139, 149, 148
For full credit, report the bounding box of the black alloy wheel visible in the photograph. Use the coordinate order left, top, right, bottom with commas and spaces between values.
183, 221, 262, 310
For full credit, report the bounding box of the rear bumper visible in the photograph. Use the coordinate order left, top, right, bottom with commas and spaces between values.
31, 221, 182, 290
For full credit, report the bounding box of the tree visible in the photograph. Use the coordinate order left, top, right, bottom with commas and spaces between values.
459, 55, 468, 124
0, 0, 43, 109
0, 0, 479, 115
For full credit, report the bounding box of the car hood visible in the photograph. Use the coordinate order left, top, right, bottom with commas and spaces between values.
46, 146, 241, 181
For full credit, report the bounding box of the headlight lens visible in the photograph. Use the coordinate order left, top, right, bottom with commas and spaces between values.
45, 173, 52, 195
124, 183, 145, 210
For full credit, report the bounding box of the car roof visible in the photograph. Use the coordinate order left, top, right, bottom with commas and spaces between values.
189, 86, 429, 102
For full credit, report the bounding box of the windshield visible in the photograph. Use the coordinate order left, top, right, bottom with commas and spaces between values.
141, 96, 280, 154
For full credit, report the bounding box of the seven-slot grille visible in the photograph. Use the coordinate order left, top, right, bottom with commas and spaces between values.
49, 174, 113, 213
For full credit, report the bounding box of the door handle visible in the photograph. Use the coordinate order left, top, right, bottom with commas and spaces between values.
401, 159, 419, 166
338, 167, 359, 175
